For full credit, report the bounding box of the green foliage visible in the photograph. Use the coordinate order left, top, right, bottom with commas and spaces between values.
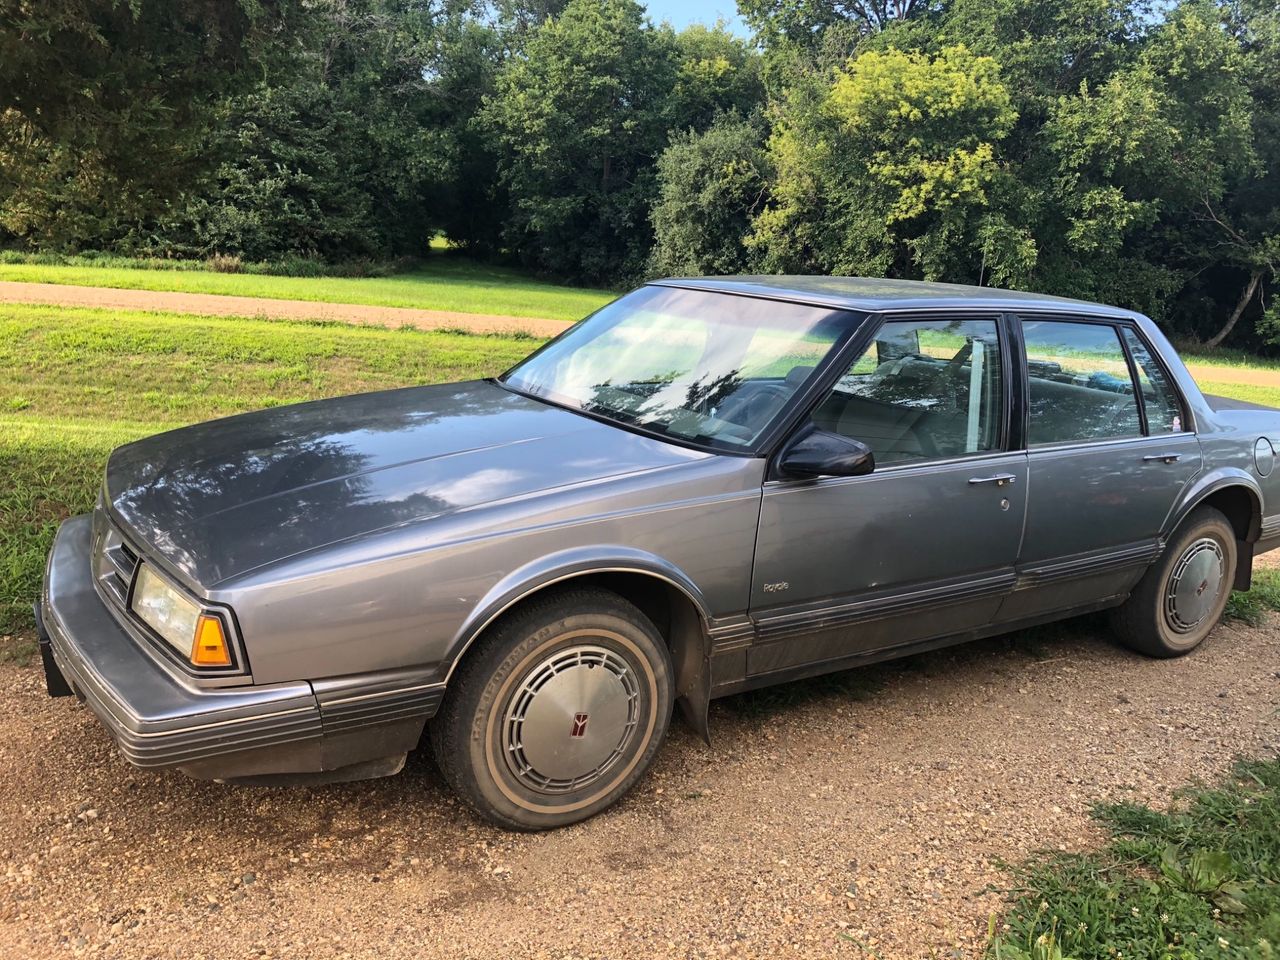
163, 84, 388, 261
987, 759, 1280, 959
1, 0, 1278, 345
740, 0, 940, 49
156, 0, 456, 262
1225, 567, 1280, 626
753, 44, 1033, 284
671, 24, 766, 130
0, 0, 298, 249
649, 112, 772, 277
483, 0, 680, 283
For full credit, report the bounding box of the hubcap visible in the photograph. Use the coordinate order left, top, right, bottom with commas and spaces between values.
1165, 537, 1225, 633
502, 645, 641, 793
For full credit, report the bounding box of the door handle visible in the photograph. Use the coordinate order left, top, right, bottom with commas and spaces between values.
968, 473, 1018, 487
1142, 453, 1182, 463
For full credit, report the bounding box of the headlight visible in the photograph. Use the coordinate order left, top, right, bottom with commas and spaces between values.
131, 564, 232, 667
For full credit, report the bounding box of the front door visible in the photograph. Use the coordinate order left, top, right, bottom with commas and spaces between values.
1000, 317, 1203, 620
748, 314, 1027, 678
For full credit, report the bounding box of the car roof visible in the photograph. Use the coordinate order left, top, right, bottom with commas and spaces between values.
650, 275, 1144, 321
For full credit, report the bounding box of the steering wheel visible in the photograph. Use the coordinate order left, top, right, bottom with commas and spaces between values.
716, 384, 792, 429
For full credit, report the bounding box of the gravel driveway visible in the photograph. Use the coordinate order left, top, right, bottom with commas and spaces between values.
2, 612, 1277, 960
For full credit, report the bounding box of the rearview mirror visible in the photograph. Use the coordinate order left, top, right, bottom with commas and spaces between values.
778, 427, 875, 479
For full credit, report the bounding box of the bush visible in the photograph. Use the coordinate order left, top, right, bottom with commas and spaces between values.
204, 253, 244, 273
649, 111, 771, 278
0, 249, 417, 278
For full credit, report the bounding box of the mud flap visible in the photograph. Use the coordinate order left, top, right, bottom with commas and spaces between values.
34, 603, 74, 698
1235, 540, 1254, 592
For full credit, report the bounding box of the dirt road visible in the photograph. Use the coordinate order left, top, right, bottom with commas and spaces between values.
1, 613, 1276, 960
0, 280, 571, 338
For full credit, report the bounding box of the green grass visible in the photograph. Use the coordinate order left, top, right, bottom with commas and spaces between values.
0, 303, 544, 633
1197, 381, 1280, 409
0, 255, 616, 322
1225, 568, 1280, 626
1178, 344, 1280, 373
986, 759, 1280, 960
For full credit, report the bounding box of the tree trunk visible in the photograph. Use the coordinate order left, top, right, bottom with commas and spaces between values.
1204, 268, 1264, 349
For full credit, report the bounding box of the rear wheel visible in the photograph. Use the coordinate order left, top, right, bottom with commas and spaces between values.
430, 588, 673, 830
1110, 506, 1237, 657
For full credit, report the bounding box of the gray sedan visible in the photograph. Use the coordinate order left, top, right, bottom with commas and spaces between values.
38, 277, 1280, 829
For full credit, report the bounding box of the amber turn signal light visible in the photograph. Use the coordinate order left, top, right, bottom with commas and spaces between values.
191, 614, 232, 667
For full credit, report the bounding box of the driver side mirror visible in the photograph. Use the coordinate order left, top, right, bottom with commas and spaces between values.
778, 427, 875, 479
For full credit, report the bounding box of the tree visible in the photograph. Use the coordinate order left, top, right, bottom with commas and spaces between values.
1205, 0, 1280, 345
160, 84, 387, 262
669, 24, 765, 131
740, 0, 939, 47
0, 0, 297, 249
426, 15, 510, 254
649, 112, 772, 277
154, 0, 474, 262
751, 44, 1033, 285
483, 0, 679, 283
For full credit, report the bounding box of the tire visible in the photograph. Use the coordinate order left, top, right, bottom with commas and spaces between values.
1110, 506, 1238, 658
430, 587, 673, 831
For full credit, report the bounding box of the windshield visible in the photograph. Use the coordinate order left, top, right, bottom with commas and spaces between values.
502, 285, 864, 452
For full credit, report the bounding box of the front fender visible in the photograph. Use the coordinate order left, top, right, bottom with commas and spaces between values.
440, 545, 713, 683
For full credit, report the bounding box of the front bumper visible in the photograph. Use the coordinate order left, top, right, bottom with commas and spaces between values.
39, 515, 440, 781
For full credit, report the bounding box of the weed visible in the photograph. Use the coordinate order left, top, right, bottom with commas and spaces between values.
204, 253, 244, 273
987, 759, 1280, 959
1226, 568, 1280, 627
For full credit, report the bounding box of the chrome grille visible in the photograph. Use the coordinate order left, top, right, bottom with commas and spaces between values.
87, 505, 249, 681
92, 512, 140, 611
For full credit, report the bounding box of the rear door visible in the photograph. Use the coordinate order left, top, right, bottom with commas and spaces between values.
748, 314, 1028, 677
1001, 316, 1202, 621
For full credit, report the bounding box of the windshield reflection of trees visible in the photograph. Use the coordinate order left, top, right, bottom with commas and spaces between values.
583, 368, 751, 437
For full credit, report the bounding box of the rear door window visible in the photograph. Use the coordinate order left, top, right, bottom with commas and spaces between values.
1021, 320, 1141, 445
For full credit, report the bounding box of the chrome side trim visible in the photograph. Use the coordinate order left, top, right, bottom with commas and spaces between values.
708, 616, 755, 653
313, 671, 445, 735
1028, 433, 1196, 457
752, 570, 1015, 642
1015, 539, 1161, 588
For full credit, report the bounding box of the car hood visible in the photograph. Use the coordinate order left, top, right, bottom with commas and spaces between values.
105, 380, 709, 587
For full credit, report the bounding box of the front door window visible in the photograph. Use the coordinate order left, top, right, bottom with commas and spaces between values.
812, 318, 1004, 464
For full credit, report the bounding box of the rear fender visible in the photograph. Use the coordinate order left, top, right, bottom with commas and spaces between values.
1165, 469, 1262, 591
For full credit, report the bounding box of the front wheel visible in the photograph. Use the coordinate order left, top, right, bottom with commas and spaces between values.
430, 588, 673, 830
1110, 506, 1238, 658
